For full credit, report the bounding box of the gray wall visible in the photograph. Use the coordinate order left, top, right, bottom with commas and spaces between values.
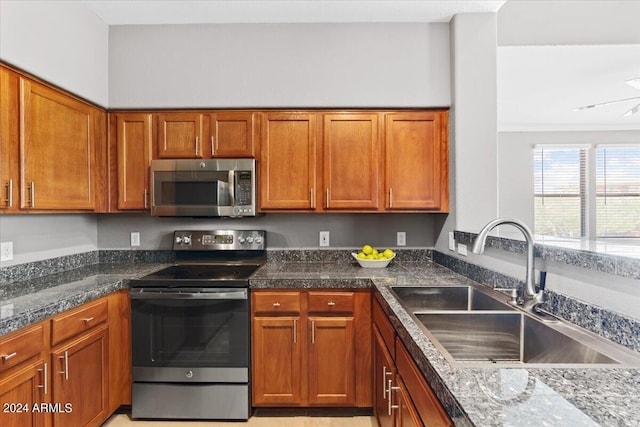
97, 213, 440, 250
0, 215, 98, 267
0, 0, 109, 106
108, 23, 450, 108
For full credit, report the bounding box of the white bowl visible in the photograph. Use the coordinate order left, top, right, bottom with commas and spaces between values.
351, 252, 395, 268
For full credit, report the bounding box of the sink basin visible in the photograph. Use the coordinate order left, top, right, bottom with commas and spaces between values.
415, 312, 627, 365
388, 285, 640, 367
391, 286, 514, 312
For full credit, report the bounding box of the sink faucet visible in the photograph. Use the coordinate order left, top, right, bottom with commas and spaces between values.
470, 218, 544, 312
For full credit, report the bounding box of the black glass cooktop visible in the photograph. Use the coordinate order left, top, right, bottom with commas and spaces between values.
130, 263, 263, 288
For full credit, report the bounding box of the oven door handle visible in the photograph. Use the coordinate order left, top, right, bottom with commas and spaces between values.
130, 290, 248, 300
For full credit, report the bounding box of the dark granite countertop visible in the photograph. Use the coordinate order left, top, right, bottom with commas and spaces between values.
2, 258, 639, 426
0, 263, 167, 335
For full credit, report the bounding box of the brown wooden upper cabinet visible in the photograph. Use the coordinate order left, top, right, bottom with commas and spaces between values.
0, 67, 19, 211
155, 111, 256, 159
384, 111, 449, 212
323, 113, 380, 210
259, 112, 318, 210
155, 112, 207, 158
114, 113, 152, 210
19, 78, 99, 210
211, 111, 256, 157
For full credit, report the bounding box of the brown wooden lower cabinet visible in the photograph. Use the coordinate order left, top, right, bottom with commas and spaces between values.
252, 289, 371, 408
0, 291, 130, 427
373, 297, 452, 427
0, 360, 48, 427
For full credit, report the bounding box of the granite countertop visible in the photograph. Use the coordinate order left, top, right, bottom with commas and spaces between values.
0, 263, 167, 335
2, 258, 639, 426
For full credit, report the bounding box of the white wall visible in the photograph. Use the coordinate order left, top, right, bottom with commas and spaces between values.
108, 23, 450, 108
446, 13, 498, 235
0, 0, 109, 106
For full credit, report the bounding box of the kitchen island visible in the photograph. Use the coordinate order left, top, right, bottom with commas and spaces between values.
2, 254, 639, 426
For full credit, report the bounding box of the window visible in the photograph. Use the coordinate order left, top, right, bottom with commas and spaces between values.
596, 146, 640, 237
533, 147, 586, 237
533, 145, 640, 239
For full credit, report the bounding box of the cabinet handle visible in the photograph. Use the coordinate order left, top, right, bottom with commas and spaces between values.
211, 136, 215, 156
59, 351, 69, 381
310, 188, 315, 209
311, 320, 315, 344
387, 379, 400, 415
327, 300, 336, 306
325, 188, 329, 208
38, 362, 48, 395
272, 301, 281, 307
4, 179, 13, 207
1, 352, 17, 361
82, 317, 95, 324
144, 189, 149, 209
28, 181, 35, 208
293, 319, 297, 344
195, 136, 199, 155
389, 187, 393, 209
383, 366, 392, 399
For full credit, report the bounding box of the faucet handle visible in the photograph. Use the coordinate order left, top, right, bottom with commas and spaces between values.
494, 288, 518, 304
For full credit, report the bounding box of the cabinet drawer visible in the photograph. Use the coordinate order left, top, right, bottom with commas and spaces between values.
0, 323, 44, 373
51, 298, 108, 346
308, 291, 354, 314
253, 291, 301, 314
373, 297, 395, 355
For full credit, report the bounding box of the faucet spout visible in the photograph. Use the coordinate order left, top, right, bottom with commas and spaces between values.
471, 218, 543, 308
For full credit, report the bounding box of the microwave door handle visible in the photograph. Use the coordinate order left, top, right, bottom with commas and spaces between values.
228, 170, 236, 206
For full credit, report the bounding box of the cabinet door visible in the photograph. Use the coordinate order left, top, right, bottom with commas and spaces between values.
0, 67, 19, 211
252, 317, 303, 405
116, 113, 152, 210
385, 112, 448, 211
394, 376, 422, 427
323, 113, 380, 210
51, 325, 109, 427
308, 316, 355, 406
259, 113, 317, 210
374, 327, 395, 427
211, 112, 255, 157
0, 361, 48, 427
156, 112, 206, 158
20, 78, 96, 210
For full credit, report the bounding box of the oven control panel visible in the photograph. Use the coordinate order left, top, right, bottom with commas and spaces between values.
173, 230, 266, 251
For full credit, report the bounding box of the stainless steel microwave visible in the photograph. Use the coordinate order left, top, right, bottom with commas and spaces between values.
150, 159, 256, 217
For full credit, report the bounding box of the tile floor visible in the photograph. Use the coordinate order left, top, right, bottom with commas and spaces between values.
103, 411, 377, 427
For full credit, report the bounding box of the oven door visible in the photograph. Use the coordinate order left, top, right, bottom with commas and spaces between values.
130, 288, 249, 382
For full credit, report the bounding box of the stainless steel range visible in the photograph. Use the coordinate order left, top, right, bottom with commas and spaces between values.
129, 230, 265, 420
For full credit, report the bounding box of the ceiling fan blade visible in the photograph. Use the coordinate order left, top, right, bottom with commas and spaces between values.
623, 103, 640, 116
574, 96, 640, 111
625, 78, 640, 90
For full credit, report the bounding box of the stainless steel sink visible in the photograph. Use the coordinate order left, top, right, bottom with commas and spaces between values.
391, 286, 514, 312
389, 285, 640, 367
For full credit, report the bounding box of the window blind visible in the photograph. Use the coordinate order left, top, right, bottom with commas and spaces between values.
596, 146, 640, 237
533, 147, 586, 237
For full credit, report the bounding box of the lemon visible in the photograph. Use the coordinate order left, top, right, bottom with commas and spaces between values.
366, 254, 376, 260
376, 253, 386, 260
357, 252, 366, 259
383, 249, 395, 259
362, 244, 374, 255
372, 248, 379, 256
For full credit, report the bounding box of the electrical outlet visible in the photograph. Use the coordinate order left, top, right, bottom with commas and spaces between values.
448, 232, 456, 251
130, 232, 141, 247
1, 241, 13, 261
457, 243, 468, 256
319, 231, 330, 247
397, 232, 406, 246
